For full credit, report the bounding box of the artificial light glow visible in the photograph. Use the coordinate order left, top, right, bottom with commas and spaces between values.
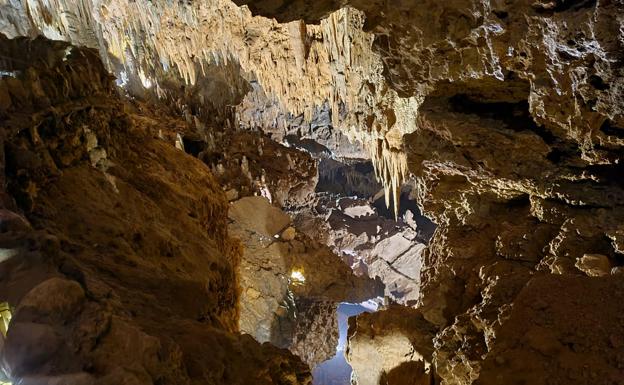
0, 71, 18, 78
290, 270, 306, 285
0, 302, 11, 337
0, 302, 12, 385
138, 69, 153, 89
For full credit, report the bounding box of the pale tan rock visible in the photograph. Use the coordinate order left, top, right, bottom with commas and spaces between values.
228, 196, 291, 238
346, 306, 437, 385
575, 254, 612, 277
230, 193, 380, 364
281, 226, 296, 241
225, 188, 239, 201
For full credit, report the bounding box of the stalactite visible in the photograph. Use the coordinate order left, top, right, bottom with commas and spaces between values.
369, 139, 408, 220
0, 0, 421, 218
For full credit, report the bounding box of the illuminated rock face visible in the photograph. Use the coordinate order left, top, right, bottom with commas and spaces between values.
229, 196, 382, 367
345, 305, 438, 385
1, 0, 418, 217
0, 36, 312, 385
293, 190, 433, 306
3, 1, 624, 385
235, 1, 624, 384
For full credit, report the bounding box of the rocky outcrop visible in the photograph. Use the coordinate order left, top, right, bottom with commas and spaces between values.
346, 305, 438, 385
191, 129, 318, 208
235, 1, 624, 384
288, 300, 339, 370
229, 196, 381, 366
0, 35, 311, 385
293, 192, 433, 306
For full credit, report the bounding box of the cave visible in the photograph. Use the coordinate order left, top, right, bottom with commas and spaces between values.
1, 1, 624, 385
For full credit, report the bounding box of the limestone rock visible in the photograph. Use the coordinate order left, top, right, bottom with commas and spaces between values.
293, 192, 431, 306
230, 195, 381, 363
202, 131, 319, 208
477, 275, 624, 384
576, 254, 612, 277
3, 0, 624, 384
0, 37, 311, 385
229, 196, 291, 238
15, 278, 85, 323
225, 188, 239, 201
346, 305, 438, 385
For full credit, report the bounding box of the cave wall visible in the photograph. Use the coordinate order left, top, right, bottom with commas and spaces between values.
2, 0, 624, 384
0, 35, 312, 385
236, 1, 624, 384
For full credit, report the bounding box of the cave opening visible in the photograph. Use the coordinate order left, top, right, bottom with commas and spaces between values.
312, 301, 378, 385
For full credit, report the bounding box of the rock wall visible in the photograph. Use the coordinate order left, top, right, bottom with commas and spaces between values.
236, 1, 624, 384
3, 0, 624, 384
293, 193, 431, 306
229, 195, 380, 358
0, 35, 311, 385
346, 305, 438, 385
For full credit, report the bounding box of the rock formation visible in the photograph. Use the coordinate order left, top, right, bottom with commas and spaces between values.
293, 192, 432, 306
233, 1, 624, 384
229, 195, 380, 366
0, 35, 312, 385
346, 305, 438, 385
2, 0, 624, 385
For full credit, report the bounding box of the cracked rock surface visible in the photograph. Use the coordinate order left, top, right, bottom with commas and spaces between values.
230, 196, 381, 367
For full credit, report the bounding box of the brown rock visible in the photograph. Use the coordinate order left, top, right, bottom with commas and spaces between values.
575, 254, 612, 277
281, 226, 296, 241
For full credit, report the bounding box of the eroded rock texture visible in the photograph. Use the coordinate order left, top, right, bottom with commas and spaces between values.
293, 191, 432, 306
235, 1, 624, 384
2, 0, 624, 384
0, 35, 311, 385
229, 195, 380, 366
346, 305, 438, 385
